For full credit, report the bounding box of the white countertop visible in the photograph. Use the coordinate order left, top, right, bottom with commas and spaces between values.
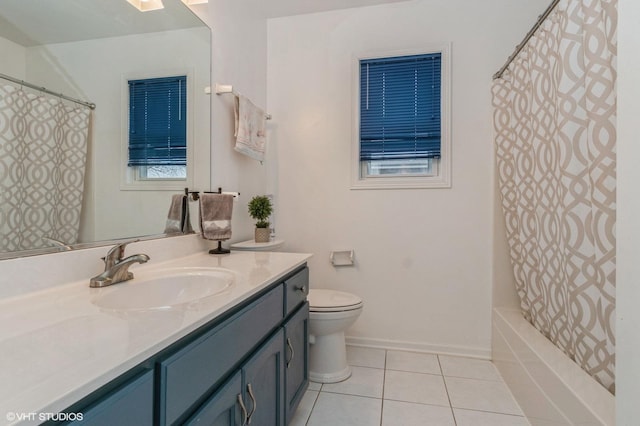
0, 250, 311, 425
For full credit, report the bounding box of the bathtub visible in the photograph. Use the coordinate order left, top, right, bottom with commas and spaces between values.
492, 308, 615, 426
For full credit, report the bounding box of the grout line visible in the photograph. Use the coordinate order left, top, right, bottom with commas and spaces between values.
303, 382, 322, 425
304, 386, 321, 426
438, 354, 458, 426
301, 349, 528, 425
454, 407, 530, 418
379, 349, 387, 426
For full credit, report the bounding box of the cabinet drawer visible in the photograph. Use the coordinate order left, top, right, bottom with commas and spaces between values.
160, 284, 284, 425
79, 369, 154, 426
283, 267, 308, 317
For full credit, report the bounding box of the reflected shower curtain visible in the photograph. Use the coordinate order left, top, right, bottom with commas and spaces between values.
0, 85, 90, 252
492, 0, 616, 393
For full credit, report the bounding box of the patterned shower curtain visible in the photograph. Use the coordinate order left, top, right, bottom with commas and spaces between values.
0, 85, 90, 252
492, 0, 617, 393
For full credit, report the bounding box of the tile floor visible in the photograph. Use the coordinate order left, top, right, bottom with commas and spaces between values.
290, 346, 529, 426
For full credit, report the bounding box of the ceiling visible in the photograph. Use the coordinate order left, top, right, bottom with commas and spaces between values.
0, 0, 205, 47
0, 0, 412, 47
259, 0, 412, 18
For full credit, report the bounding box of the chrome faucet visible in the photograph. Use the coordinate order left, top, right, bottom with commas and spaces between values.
89, 240, 150, 288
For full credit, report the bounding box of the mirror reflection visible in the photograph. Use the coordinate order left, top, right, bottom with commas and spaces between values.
0, 0, 211, 257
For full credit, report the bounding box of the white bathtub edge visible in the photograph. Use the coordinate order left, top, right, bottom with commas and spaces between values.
492, 307, 615, 426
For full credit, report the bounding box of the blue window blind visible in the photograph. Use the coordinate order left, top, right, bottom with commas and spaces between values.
359, 53, 441, 161
128, 76, 187, 166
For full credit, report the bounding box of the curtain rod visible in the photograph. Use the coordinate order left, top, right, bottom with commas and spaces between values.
0, 72, 96, 110
493, 0, 561, 80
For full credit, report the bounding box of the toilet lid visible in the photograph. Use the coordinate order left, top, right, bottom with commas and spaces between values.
308, 289, 363, 312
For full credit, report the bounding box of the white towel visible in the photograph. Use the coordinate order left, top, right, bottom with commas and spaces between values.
234, 95, 267, 162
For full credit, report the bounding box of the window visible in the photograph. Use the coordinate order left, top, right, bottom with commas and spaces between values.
128, 76, 187, 180
352, 47, 450, 189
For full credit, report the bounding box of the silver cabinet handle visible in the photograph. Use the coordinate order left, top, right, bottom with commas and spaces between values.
247, 383, 257, 424
286, 337, 295, 368
295, 285, 306, 293
237, 394, 248, 426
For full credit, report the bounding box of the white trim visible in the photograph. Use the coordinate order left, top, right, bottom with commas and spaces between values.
350, 44, 452, 190
345, 335, 491, 360
120, 68, 195, 191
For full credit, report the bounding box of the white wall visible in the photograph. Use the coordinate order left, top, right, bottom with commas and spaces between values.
0, 37, 26, 78
189, 0, 272, 246
616, 0, 640, 421
267, 0, 548, 356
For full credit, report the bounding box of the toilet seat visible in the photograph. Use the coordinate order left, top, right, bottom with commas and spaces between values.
308, 289, 363, 312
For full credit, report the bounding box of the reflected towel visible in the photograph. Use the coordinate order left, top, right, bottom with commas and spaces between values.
234, 95, 267, 162
199, 193, 234, 240
164, 194, 193, 234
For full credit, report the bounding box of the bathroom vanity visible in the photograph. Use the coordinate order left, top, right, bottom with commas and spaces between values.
0, 242, 310, 426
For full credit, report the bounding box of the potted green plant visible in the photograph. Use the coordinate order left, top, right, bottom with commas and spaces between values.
248, 195, 273, 243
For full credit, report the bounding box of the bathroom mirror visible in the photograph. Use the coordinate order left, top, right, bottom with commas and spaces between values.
0, 0, 211, 258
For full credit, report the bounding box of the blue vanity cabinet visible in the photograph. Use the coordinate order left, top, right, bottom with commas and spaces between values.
184, 372, 243, 426
49, 368, 154, 426
284, 303, 309, 424
185, 328, 286, 426
50, 264, 309, 426
159, 285, 284, 425
284, 267, 309, 315
241, 329, 285, 425
283, 267, 310, 425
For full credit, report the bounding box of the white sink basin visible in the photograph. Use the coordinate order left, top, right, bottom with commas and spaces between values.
92, 267, 235, 310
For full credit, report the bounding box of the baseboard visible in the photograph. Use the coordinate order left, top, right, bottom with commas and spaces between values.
345, 336, 491, 360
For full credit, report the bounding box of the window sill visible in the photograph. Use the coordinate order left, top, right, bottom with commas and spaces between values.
120, 167, 190, 191
350, 174, 451, 190
120, 179, 189, 191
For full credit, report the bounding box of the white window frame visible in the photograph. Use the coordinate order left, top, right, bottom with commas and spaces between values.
350, 44, 452, 190
120, 68, 195, 191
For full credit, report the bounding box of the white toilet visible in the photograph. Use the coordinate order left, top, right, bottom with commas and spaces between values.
308, 289, 363, 383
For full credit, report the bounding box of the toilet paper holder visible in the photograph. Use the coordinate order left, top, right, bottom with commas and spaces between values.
330, 250, 355, 266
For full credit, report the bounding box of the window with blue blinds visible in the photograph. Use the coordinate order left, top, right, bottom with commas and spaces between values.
128, 76, 187, 167
359, 53, 441, 161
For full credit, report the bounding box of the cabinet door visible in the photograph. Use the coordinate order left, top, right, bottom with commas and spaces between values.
185, 372, 245, 426
284, 303, 309, 424
243, 330, 285, 426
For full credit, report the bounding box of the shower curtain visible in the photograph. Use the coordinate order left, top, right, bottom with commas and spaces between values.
0, 85, 90, 252
492, 0, 617, 393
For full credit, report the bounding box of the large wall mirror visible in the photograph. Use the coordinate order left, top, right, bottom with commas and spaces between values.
0, 0, 211, 258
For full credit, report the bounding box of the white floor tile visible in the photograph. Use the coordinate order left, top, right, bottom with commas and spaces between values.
454, 408, 530, 426
445, 376, 523, 415
346, 345, 386, 369
307, 381, 322, 391
307, 392, 382, 426
439, 355, 502, 381
288, 390, 319, 426
382, 400, 456, 426
291, 347, 529, 426
321, 365, 384, 398
386, 350, 441, 375
384, 370, 450, 406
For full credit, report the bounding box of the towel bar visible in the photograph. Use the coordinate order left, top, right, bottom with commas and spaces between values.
214, 83, 272, 120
